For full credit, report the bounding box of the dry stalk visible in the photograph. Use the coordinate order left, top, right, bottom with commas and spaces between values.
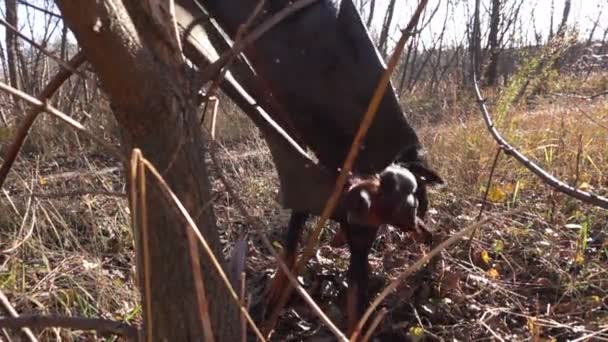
133, 150, 153, 342
240, 271, 247, 342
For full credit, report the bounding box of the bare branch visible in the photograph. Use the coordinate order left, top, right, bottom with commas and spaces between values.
16, 0, 62, 18
0, 80, 124, 164
0, 52, 85, 189
0, 315, 138, 341
589, 90, 608, 100
472, 74, 608, 210
0, 17, 86, 77
196, 0, 320, 88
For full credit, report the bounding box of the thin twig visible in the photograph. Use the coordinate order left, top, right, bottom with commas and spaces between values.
0, 52, 85, 188
200, 0, 265, 109
477, 148, 502, 220
350, 216, 494, 341
0, 81, 124, 163
136, 154, 267, 341
195, 0, 320, 88
570, 327, 608, 342
573, 134, 583, 187
589, 90, 608, 100
2, 206, 35, 254
360, 308, 387, 342
466, 147, 502, 258
28, 190, 127, 198
208, 143, 347, 341
264, 0, 430, 336
16, 0, 62, 18
0, 289, 38, 342
0, 18, 86, 77
472, 73, 608, 209
0, 315, 138, 341
573, 102, 608, 131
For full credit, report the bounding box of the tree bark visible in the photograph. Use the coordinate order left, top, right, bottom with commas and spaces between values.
54, 1, 241, 340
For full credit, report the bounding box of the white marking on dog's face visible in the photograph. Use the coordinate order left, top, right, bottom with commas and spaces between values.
380, 164, 418, 197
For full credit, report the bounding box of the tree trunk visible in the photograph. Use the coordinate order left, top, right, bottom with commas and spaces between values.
485, 0, 501, 86
471, 0, 482, 82
548, 0, 555, 40
5, 0, 21, 102
366, 0, 375, 29
378, 0, 396, 57
556, 0, 571, 37
55, 1, 241, 340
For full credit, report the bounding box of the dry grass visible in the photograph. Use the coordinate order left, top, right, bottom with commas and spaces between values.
1, 71, 607, 341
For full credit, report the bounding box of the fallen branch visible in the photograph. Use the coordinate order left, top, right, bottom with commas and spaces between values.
0, 52, 85, 188
472, 74, 608, 210
0, 289, 38, 342
38, 167, 120, 181
29, 190, 127, 199
0, 315, 138, 341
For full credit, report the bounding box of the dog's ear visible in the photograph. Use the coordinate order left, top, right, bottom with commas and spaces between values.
407, 162, 445, 186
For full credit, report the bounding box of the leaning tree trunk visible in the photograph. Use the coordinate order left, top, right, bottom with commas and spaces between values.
55, 1, 241, 340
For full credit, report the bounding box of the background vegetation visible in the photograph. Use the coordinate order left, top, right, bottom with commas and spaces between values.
0, 0, 607, 340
